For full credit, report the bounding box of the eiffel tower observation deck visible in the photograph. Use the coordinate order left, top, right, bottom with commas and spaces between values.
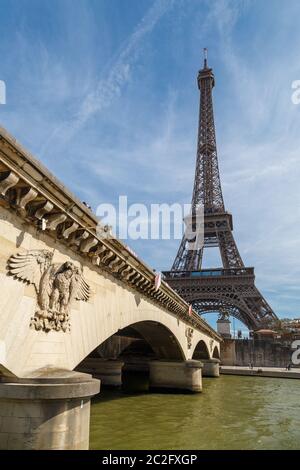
163, 49, 277, 331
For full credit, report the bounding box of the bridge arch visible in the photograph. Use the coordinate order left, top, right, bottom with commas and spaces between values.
191, 339, 210, 360
71, 307, 190, 373
126, 321, 185, 360
78, 320, 185, 366
212, 346, 220, 359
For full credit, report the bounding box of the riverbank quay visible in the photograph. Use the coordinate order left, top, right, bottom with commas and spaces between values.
220, 366, 300, 379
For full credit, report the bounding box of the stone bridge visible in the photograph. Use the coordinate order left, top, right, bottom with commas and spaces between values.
0, 127, 221, 450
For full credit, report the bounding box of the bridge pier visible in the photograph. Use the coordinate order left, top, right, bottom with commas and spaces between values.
149, 360, 203, 392
201, 358, 220, 377
0, 371, 100, 450
77, 358, 124, 387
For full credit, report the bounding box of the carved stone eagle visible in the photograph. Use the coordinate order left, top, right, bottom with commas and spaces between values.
8, 250, 90, 332
185, 327, 194, 350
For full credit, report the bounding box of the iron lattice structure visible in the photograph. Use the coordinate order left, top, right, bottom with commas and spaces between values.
163, 52, 277, 330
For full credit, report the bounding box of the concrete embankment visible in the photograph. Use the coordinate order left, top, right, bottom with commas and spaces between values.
221, 366, 300, 379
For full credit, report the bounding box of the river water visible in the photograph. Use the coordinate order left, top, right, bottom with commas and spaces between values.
90, 375, 300, 450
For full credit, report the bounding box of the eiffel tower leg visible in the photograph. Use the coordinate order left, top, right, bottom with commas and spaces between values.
172, 238, 186, 270
172, 237, 204, 272
218, 230, 244, 269
185, 245, 204, 271
242, 286, 277, 328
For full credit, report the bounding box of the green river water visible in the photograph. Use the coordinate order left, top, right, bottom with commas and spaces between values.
90, 375, 300, 450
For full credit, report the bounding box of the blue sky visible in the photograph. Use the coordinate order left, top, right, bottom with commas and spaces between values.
1, 0, 300, 332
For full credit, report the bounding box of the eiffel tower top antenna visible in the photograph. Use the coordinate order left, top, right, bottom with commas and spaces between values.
203, 47, 208, 68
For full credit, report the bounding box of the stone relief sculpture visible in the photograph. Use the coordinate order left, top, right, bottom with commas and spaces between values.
8, 250, 90, 332
185, 327, 194, 349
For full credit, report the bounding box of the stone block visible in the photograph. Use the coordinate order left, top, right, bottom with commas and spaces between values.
149, 360, 203, 392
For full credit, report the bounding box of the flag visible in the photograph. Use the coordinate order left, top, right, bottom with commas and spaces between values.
154, 272, 161, 291
188, 305, 192, 316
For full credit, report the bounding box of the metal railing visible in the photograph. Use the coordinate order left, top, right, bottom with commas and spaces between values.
163, 267, 254, 279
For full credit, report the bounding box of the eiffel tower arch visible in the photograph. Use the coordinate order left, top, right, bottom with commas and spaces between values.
163, 50, 277, 331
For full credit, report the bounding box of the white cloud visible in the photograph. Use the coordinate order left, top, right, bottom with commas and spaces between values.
40, 0, 176, 156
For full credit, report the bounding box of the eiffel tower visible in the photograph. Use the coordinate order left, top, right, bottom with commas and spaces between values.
163, 50, 277, 330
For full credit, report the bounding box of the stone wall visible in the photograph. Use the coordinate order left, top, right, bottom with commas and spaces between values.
235, 339, 293, 367
221, 338, 296, 368
220, 339, 236, 366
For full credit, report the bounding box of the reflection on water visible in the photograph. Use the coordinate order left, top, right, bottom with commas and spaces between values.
90, 375, 300, 450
